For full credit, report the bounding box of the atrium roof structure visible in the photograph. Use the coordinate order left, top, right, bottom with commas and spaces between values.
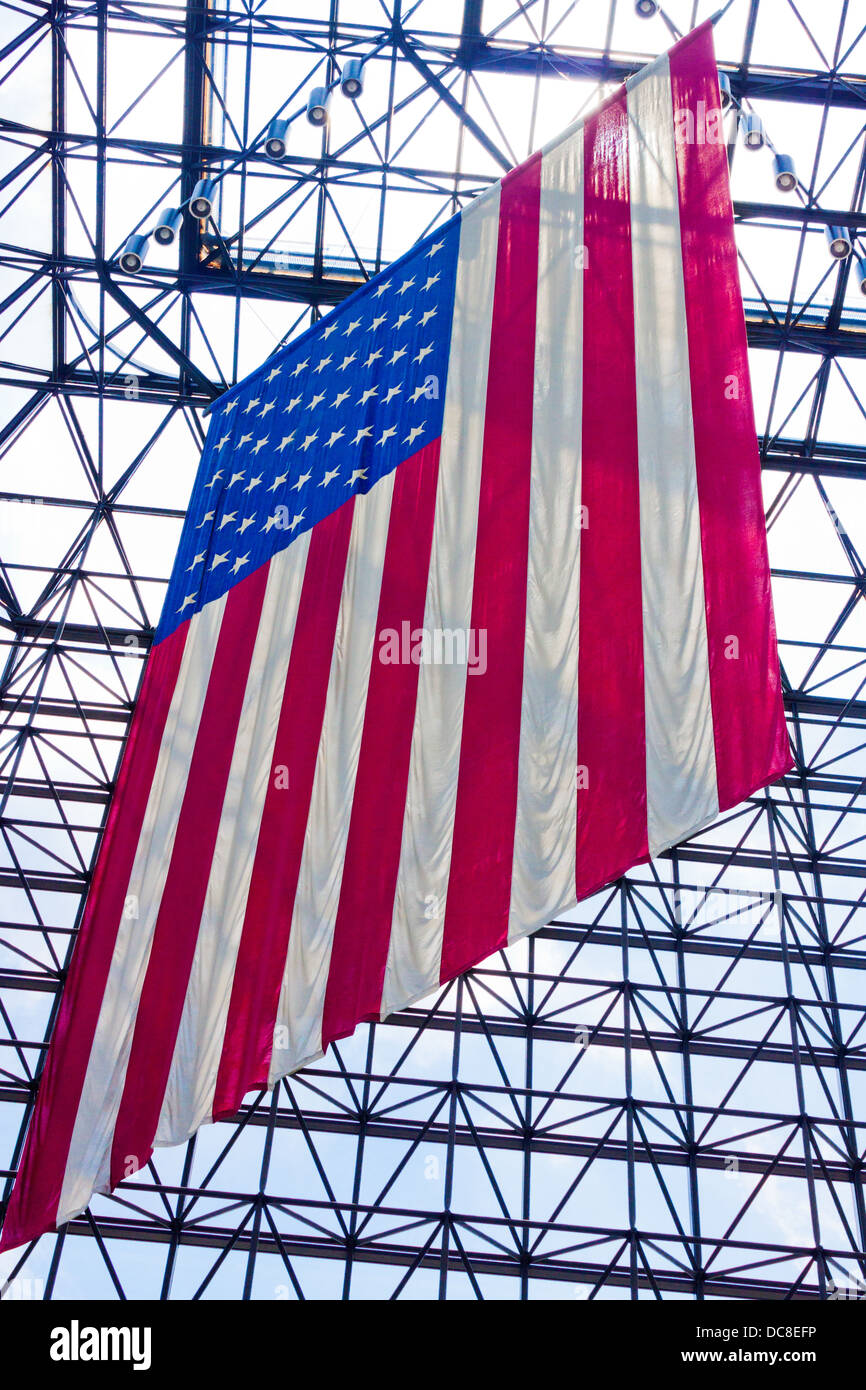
1, 0, 865, 1300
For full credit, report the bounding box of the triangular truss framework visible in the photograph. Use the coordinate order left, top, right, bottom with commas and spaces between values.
0, 0, 865, 1300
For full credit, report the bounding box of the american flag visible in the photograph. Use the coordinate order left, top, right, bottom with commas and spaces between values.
1, 22, 790, 1251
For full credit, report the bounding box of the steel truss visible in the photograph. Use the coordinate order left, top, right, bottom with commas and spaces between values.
0, 0, 865, 1300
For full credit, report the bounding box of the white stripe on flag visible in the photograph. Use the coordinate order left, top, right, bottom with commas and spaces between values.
380, 185, 501, 1017
627, 57, 718, 856
155, 534, 312, 1144
269, 475, 396, 1078
58, 596, 227, 1224
508, 125, 584, 943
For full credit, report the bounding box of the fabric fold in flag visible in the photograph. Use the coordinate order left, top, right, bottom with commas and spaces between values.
0, 19, 791, 1253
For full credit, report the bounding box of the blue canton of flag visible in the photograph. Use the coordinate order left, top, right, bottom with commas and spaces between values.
158, 219, 461, 643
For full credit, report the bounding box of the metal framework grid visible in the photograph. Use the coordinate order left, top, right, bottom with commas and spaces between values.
0, 0, 865, 1300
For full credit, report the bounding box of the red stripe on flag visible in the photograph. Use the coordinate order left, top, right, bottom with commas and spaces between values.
438, 154, 541, 983
669, 26, 791, 810
0, 624, 188, 1251
212, 499, 355, 1119
321, 442, 441, 1045
575, 94, 649, 899
109, 566, 269, 1186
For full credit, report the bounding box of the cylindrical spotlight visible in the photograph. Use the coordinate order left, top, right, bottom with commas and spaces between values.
718, 71, 732, 110
118, 233, 148, 274
826, 224, 852, 260
306, 86, 330, 126
855, 254, 866, 295
264, 117, 289, 160
153, 206, 183, 245
340, 59, 363, 99
740, 111, 764, 150
772, 153, 797, 193
189, 177, 217, 219
635, 0, 658, 15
